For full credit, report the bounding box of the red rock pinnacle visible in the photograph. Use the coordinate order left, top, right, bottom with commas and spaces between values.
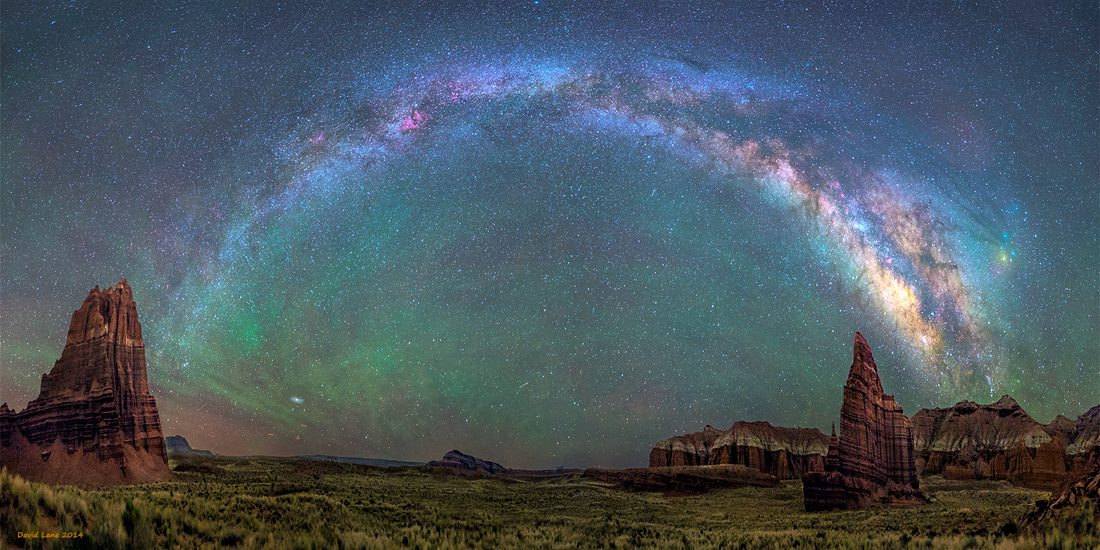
847, 331, 884, 395
803, 332, 927, 510
0, 279, 170, 486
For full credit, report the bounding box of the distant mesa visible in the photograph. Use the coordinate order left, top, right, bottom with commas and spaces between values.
802, 332, 927, 510
297, 455, 423, 468
912, 397, 1099, 489
427, 450, 508, 475
585, 464, 778, 494
166, 435, 214, 458
424, 450, 777, 494
0, 279, 170, 486
649, 421, 828, 480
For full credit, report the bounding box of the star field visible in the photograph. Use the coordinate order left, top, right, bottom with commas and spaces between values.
1, 1, 1097, 468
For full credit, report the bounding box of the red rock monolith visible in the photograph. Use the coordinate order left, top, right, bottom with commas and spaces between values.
802, 332, 926, 510
0, 279, 170, 485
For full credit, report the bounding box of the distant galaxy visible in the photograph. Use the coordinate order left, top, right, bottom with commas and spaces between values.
1, 2, 1097, 468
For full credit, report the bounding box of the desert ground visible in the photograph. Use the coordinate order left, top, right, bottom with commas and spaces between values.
2, 455, 1096, 549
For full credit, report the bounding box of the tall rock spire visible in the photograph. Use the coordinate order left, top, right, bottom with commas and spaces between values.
803, 332, 926, 510
0, 278, 170, 486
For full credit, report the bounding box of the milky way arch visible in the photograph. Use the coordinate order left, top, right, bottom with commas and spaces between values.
158, 55, 1010, 439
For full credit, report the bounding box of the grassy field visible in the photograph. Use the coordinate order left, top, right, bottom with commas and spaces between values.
1, 456, 1097, 549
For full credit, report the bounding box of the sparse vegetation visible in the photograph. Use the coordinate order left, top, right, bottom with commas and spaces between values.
2, 457, 1096, 549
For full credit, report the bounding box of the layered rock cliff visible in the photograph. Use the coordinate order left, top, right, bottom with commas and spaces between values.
803, 332, 926, 510
648, 421, 828, 480
0, 279, 170, 485
911, 398, 1098, 489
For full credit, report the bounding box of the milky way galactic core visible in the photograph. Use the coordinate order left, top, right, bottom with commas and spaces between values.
2, 2, 1097, 467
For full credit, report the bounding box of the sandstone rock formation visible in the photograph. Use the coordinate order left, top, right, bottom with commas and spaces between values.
1021, 447, 1100, 528
649, 421, 828, 480
910, 397, 1100, 489
911, 395, 1071, 489
0, 279, 170, 486
427, 450, 507, 474
803, 332, 926, 511
584, 464, 777, 494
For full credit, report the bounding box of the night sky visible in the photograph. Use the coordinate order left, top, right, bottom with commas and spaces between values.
1, 2, 1097, 468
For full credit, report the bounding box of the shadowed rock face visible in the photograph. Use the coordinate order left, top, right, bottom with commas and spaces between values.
803, 332, 927, 511
910, 396, 1078, 489
648, 421, 828, 480
0, 279, 169, 486
1072, 405, 1100, 454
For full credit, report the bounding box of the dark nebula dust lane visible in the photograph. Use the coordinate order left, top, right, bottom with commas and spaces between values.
1, 2, 1097, 467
